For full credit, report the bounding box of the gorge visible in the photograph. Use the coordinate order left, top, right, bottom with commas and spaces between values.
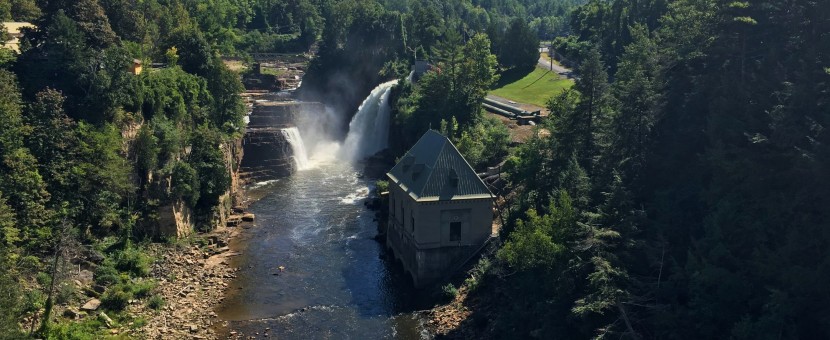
219, 80, 430, 338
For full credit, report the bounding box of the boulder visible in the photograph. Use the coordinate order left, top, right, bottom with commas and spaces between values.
63, 308, 81, 319
84, 249, 105, 264
242, 213, 255, 222
80, 298, 101, 311
99, 312, 114, 328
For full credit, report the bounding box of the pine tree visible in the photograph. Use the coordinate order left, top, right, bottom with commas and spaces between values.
572, 47, 612, 176
604, 24, 658, 184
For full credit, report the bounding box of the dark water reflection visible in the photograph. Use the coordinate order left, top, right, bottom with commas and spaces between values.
215, 161, 433, 339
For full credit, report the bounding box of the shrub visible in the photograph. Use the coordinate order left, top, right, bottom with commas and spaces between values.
131, 316, 148, 329
56, 282, 77, 304
147, 295, 164, 310
442, 283, 459, 300
46, 318, 103, 340
375, 180, 389, 194
93, 263, 120, 286
100, 289, 130, 311
464, 258, 493, 292
129, 280, 156, 299
114, 248, 150, 277
36, 272, 50, 286
21, 289, 45, 315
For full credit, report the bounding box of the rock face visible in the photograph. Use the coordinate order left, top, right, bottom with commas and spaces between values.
239, 100, 324, 184
240, 128, 296, 183
157, 199, 194, 239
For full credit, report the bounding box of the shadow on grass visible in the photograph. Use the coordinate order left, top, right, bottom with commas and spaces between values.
523, 70, 552, 89
491, 66, 536, 90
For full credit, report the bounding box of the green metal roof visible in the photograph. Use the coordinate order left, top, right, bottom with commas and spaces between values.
387, 130, 493, 201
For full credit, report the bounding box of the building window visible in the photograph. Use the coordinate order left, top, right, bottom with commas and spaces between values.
450, 222, 462, 242
401, 206, 405, 228
411, 217, 415, 232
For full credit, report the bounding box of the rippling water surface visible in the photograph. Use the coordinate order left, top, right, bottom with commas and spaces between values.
215, 160, 432, 339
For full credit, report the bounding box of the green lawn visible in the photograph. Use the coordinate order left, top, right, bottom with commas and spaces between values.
490, 67, 573, 107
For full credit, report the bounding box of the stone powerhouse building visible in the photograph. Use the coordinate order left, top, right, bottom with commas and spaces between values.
386, 130, 495, 287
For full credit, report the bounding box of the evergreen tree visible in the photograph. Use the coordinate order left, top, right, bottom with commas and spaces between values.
0, 70, 51, 247
499, 17, 539, 70
571, 47, 611, 175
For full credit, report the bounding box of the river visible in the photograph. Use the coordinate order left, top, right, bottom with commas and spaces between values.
214, 156, 433, 339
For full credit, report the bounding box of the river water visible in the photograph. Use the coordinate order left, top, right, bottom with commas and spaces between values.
215, 156, 433, 339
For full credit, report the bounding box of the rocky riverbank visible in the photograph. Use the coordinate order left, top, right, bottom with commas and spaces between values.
134, 224, 246, 339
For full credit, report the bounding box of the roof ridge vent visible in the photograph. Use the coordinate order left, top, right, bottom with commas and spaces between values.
449, 169, 459, 188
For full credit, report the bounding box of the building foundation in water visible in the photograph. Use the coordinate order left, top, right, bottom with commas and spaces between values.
385, 131, 495, 287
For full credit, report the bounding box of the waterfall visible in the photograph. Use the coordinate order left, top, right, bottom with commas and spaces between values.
340, 80, 398, 162
281, 127, 310, 171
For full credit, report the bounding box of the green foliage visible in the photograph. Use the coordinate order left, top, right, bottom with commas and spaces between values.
491, 0, 830, 338
10, 0, 40, 21
0, 253, 25, 339
135, 125, 160, 178
0, 1, 255, 335
45, 317, 103, 340
460, 116, 511, 169
171, 161, 200, 207
393, 33, 499, 150
93, 263, 120, 286
374, 180, 389, 194
0, 70, 51, 248
496, 17, 540, 70
100, 289, 130, 311
464, 258, 492, 292
55, 281, 77, 305
101, 279, 156, 312
0, 3, 9, 21
188, 128, 230, 229
441, 283, 458, 300
73, 122, 134, 233
498, 193, 575, 270
113, 247, 150, 277
36, 271, 50, 286
129, 279, 157, 299
25, 90, 78, 204
147, 294, 165, 310
0, 193, 20, 247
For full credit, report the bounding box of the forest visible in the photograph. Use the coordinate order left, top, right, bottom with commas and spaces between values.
1, 0, 829, 339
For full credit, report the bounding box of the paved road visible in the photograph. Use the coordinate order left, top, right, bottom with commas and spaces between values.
538, 52, 573, 76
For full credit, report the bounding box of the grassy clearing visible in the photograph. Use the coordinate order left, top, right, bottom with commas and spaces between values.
260, 67, 288, 77
490, 67, 573, 107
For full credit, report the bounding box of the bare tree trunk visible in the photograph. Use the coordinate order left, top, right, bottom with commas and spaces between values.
617, 301, 641, 340
39, 244, 61, 335
37, 220, 77, 336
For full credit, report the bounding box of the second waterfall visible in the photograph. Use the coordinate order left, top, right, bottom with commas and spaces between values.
281, 127, 310, 171
339, 80, 399, 162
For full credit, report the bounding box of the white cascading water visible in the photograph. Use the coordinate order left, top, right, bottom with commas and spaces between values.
340, 80, 398, 162
281, 127, 310, 170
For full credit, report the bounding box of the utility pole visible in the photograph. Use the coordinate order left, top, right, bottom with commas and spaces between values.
549, 35, 553, 71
